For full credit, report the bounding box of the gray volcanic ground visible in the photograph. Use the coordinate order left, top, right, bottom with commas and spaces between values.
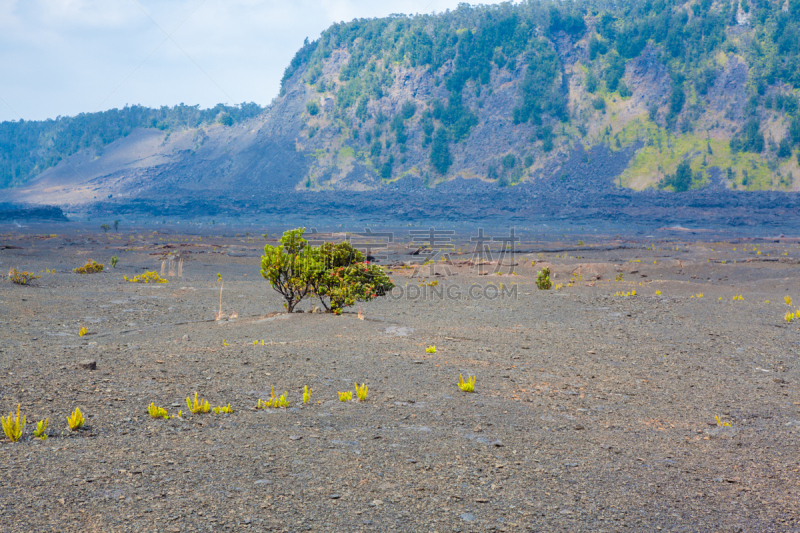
1, 223, 799, 531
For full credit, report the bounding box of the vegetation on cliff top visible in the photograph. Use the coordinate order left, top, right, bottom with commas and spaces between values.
0, 102, 263, 189
285, 0, 800, 189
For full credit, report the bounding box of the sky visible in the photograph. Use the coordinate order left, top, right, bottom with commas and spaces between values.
0, 0, 510, 122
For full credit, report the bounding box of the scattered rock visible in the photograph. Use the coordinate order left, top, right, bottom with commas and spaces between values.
79, 359, 97, 370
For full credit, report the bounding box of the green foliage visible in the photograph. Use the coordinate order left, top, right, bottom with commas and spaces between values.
791, 115, 800, 147
549, 6, 586, 35
730, 119, 765, 154
666, 79, 685, 128
585, 70, 598, 93
659, 159, 693, 192
778, 138, 792, 159
218, 112, 234, 126
536, 268, 552, 290
430, 128, 452, 174
320, 261, 394, 314
309, 240, 394, 313
589, 34, 608, 59
73, 259, 104, 274
512, 41, 567, 125
261, 229, 394, 314
7, 267, 40, 285
432, 95, 478, 143
306, 101, 320, 116
260, 228, 314, 313
400, 100, 417, 120
604, 52, 626, 92
536, 125, 555, 152
2, 404, 25, 442
523, 154, 534, 168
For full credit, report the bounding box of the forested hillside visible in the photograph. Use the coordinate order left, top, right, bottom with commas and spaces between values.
281, 0, 800, 191
0, 103, 263, 189
5, 0, 800, 197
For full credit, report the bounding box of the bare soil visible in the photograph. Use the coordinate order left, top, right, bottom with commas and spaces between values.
1, 224, 799, 532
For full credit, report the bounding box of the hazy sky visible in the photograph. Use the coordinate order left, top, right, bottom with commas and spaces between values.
0, 0, 510, 122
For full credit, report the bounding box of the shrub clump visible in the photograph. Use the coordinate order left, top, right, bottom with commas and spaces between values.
261, 228, 394, 314
74, 260, 104, 274
124, 271, 168, 283
536, 268, 552, 290
7, 267, 41, 285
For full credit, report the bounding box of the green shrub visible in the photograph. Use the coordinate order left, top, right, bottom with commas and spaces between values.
261, 229, 394, 314
659, 159, 693, 192
536, 268, 552, 290
7, 267, 41, 285
74, 260, 104, 274
306, 101, 320, 116
260, 228, 315, 313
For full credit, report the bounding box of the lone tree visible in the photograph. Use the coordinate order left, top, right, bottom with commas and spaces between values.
260, 228, 314, 313
261, 228, 394, 314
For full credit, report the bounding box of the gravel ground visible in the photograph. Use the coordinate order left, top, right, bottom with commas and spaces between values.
1, 226, 799, 532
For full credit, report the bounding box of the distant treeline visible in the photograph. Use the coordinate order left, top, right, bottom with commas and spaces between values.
0, 102, 264, 188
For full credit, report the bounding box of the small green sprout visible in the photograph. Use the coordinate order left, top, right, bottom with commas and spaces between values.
338, 391, 353, 402
303, 386, 310, 404
67, 407, 84, 430
258, 386, 289, 408
458, 374, 476, 392
186, 392, 210, 414
715, 415, 732, 427
148, 403, 169, 420
426, 345, 436, 353
33, 418, 49, 440
213, 403, 232, 415
2, 404, 25, 442
355, 382, 368, 401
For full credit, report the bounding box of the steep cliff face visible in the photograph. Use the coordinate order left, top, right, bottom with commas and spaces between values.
282, 1, 800, 194
8, 0, 800, 209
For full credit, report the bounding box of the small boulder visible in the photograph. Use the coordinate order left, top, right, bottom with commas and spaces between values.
79, 359, 97, 370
